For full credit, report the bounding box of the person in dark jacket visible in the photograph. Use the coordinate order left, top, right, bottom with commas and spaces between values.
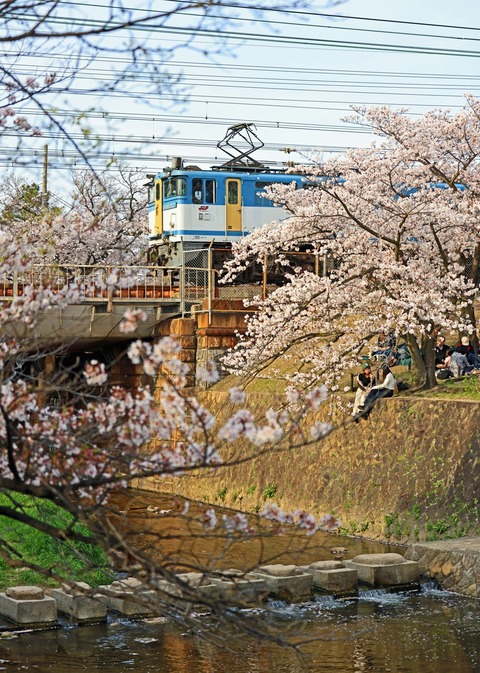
352, 363, 375, 416
435, 335, 451, 367
458, 336, 480, 368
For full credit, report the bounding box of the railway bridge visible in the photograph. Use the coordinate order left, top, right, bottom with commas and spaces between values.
1, 262, 203, 344
1, 250, 322, 387
0, 258, 261, 388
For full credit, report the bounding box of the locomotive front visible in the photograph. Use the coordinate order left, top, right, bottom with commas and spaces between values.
147, 158, 303, 267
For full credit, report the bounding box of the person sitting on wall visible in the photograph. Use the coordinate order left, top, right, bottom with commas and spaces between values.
352, 363, 376, 416
361, 365, 397, 416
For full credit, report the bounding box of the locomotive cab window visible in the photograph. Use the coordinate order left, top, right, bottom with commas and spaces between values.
176, 178, 186, 196
205, 179, 216, 204
255, 181, 276, 206
164, 177, 186, 199
146, 183, 155, 204
193, 178, 203, 204
154, 183, 159, 202
255, 180, 297, 206
228, 181, 239, 204
192, 178, 216, 204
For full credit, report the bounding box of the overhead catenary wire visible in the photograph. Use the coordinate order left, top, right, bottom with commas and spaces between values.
9, 62, 480, 97
15, 50, 480, 83
12, 87, 472, 110
0, 144, 324, 167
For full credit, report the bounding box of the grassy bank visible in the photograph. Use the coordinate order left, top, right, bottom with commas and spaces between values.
214, 356, 480, 402
140, 391, 480, 545
416, 374, 480, 401
0, 493, 114, 590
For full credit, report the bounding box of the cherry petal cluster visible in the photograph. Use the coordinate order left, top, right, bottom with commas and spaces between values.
119, 308, 148, 334
260, 503, 340, 536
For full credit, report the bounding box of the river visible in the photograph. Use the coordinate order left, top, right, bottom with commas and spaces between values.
0, 491, 479, 673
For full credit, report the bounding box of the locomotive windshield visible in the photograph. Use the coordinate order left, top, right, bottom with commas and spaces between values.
147, 183, 155, 204
164, 177, 186, 198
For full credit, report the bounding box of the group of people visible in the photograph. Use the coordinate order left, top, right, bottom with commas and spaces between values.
351, 330, 480, 419
371, 331, 411, 367
435, 335, 480, 379
351, 330, 406, 418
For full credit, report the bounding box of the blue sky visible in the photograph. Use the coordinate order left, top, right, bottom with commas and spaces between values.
5, 0, 480, 183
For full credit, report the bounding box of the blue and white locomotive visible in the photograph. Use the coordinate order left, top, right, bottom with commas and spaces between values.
147, 124, 304, 267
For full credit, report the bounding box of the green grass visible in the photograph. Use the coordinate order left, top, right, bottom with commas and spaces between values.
214, 357, 480, 404
417, 375, 480, 401
0, 493, 114, 590
262, 484, 277, 499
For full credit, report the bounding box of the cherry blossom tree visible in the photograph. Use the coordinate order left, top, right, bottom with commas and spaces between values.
0, 165, 147, 265
0, 173, 61, 224
0, 0, 350, 649
51, 165, 148, 265
224, 98, 480, 390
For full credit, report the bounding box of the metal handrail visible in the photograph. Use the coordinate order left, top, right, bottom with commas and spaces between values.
0, 263, 185, 304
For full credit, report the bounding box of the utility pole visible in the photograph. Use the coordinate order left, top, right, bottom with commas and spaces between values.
42, 144, 48, 209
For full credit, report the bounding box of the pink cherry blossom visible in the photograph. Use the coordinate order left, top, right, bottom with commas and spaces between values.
120, 308, 147, 334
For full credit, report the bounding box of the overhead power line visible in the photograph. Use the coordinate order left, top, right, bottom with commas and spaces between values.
0, 144, 335, 168
154, 0, 480, 34
10, 62, 480, 97
5, 106, 371, 132
23, 86, 471, 111
18, 50, 480, 82
55, 0, 480, 46
11, 11, 480, 59
66, 0, 480, 37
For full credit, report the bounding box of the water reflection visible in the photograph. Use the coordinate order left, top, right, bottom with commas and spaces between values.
0, 588, 480, 672
107, 490, 397, 572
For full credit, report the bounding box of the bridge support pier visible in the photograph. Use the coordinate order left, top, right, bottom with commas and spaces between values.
195, 299, 248, 388
159, 318, 197, 390
157, 299, 252, 390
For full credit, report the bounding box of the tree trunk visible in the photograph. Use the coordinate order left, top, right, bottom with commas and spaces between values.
405, 334, 426, 388
422, 335, 437, 389
405, 334, 437, 389
464, 243, 480, 352
465, 302, 479, 354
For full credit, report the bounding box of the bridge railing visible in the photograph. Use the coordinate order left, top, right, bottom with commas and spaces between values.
0, 264, 184, 303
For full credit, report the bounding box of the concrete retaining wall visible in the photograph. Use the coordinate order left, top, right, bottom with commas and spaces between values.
138, 394, 480, 545
405, 538, 480, 596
